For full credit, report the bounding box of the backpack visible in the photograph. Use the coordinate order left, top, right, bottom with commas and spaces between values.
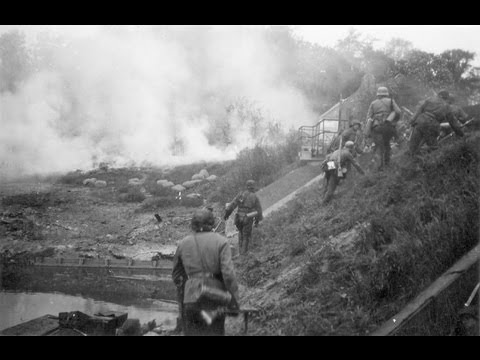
386, 97, 400, 124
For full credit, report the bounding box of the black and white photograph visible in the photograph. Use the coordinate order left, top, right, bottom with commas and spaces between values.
0, 25, 478, 336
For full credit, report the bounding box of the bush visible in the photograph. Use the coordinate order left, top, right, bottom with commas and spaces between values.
138, 196, 176, 211
57, 172, 85, 186
144, 182, 174, 197
118, 187, 146, 203
208, 134, 301, 205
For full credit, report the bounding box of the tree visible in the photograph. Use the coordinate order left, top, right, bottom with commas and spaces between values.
384, 38, 413, 61
0, 30, 32, 93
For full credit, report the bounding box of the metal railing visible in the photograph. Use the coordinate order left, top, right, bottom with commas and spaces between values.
298, 118, 350, 159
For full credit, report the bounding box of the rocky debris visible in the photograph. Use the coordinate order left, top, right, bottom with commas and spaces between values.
186, 193, 202, 199
83, 178, 97, 186
128, 178, 144, 186
182, 180, 202, 189
198, 169, 209, 179
191, 168, 210, 181
206, 175, 217, 182
156, 180, 174, 188
171, 185, 185, 192
0, 211, 41, 240
94, 180, 107, 188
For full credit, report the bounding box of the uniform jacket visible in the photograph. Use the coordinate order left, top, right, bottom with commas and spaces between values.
227, 190, 263, 222
328, 127, 363, 154
450, 104, 469, 124
411, 96, 463, 135
326, 149, 364, 174
367, 97, 401, 126
172, 231, 239, 304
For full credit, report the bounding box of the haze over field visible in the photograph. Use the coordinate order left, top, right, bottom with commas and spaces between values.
0, 25, 315, 179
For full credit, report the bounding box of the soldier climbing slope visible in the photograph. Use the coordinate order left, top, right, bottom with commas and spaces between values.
224, 180, 263, 255
365, 87, 402, 171
409, 89, 464, 156
322, 141, 365, 205
328, 120, 364, 156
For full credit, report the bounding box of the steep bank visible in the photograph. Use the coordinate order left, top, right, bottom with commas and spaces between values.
233, 132, 479, 335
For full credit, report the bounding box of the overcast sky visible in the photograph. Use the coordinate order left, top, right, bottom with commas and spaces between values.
292, 25, 480, 66
1, 25, 479, 66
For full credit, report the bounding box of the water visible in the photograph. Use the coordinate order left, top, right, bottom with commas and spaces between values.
0, 291, 178, 332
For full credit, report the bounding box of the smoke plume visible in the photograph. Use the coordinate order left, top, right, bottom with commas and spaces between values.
0, 25, 316, 179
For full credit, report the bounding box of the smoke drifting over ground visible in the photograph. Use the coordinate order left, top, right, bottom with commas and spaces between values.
0, 25, 316, 179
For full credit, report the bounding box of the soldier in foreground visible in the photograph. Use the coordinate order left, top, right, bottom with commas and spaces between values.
224, 180, 263, 255
365, 87, 402, 171
409, 90, 464, 155
322, 141, 365, 204
172, 209, 240, 336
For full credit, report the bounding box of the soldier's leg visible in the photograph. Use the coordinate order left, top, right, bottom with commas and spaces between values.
424, 123, 440, 151
209, 314, 226, 336
242, 221, 253, 254
323, 171, 331, 195
234, 215, 244, 255
408, 124, 425, 156
175, 284, 185, 332
183, 304, 205, 336
383, 125, 397, 166
372, 129, 385, 170
323, 172, 339, 204
238, 227, 244, 255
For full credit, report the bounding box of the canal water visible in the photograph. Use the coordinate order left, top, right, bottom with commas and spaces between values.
0, 261, 178, 333
0, 291, 178, 332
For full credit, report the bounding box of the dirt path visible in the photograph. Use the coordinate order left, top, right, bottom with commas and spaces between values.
256, 163, 322, 211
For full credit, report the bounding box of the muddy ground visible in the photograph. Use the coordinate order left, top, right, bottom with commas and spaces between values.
0, 169, 221, 262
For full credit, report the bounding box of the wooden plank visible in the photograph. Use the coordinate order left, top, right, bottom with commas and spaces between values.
34, 257, 172, 268
0, 315, 59, 336
371, 244, 480, 336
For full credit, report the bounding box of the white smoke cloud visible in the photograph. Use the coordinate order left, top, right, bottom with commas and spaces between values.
0, 25, 317, 179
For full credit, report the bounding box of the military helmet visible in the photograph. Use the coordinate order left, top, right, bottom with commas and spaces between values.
350, 120, 361, 128
345, 141, 355, 149
376, 87, 389, 97
191, 208, 215, 232
438, 89, 450, 100
246, 180, 255, 190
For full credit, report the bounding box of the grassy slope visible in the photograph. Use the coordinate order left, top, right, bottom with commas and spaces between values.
236, 132, 480, 336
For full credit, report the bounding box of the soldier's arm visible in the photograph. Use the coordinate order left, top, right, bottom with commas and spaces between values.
255, 197, 263, 223
349, 154, 365, 175
219, 240, 240, 304
172, 245, 187, 288
392, 99, 402, 115
224, 193, 240, 220
411, 100, 426, 125
446, 111, 464, 137
367, 102, 374, 120
459, 108, 470, 123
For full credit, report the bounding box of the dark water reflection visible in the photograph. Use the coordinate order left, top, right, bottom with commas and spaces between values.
0, 262, 178, 332
0, 291, 178, 331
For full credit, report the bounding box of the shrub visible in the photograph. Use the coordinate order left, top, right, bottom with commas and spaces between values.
118, 187, 146, 203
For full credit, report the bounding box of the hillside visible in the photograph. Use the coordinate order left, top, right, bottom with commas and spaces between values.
230, 132, 479, 336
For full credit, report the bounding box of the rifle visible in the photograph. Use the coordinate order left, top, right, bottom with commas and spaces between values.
200, 306, 260, 334
438, 118, 474, 144
401, 107, 415, 141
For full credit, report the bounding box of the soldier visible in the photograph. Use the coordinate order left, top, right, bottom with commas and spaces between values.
365, 87, 402, 171
224, 180, 263, 255
328, 120, 364, 156
409, 90, 464, 156
322, 141, 365, 204
172, 209, 240, 336
439, 95, 471, 139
